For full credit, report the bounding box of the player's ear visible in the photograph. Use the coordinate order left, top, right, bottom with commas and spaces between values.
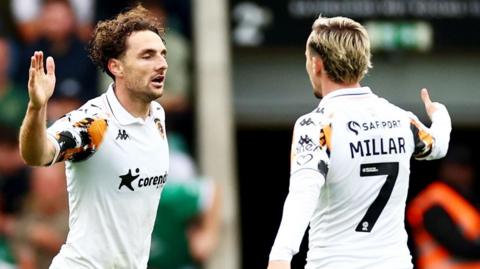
108, 58, 124, 78
312, 56, 323, 75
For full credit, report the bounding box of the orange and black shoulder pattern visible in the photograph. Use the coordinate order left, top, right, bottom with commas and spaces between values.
410, 118, 433, 159
319, 123, 332, 157
49, 103, 109, 163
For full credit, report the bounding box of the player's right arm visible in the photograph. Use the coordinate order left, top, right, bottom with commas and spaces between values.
410, 88, 451, 160
19, 51, 57, 166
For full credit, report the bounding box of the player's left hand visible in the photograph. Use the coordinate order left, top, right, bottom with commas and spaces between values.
420, 88, 443, 120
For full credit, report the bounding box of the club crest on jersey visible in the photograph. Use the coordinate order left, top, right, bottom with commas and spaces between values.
154, 118, 165, 139
118, 168, 167, 192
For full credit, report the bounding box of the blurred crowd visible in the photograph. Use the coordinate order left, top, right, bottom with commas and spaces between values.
0, 0, 222, 269
407, 144, 480, 269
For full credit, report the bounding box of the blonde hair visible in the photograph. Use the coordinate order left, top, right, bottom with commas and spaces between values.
308, 16, 372, 84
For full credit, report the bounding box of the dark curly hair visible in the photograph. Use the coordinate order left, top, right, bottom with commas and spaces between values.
88, 5, 165, 79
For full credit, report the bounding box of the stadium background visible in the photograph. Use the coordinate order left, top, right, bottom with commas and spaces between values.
0, 0, 479, 268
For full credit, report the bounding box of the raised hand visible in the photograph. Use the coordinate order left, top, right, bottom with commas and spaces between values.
420, 88, 441, 120
28, 51, 56, 109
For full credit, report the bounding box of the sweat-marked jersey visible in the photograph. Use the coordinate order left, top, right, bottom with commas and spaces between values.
269, 87, 451, 269
46, 84, 169, 269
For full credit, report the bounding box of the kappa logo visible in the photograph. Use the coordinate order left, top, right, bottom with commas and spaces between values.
118, 168, 167, 191
116, 129, 130, 140
299, 135, 313, 146
300, 118, 314, 126
296, 135, 320, 153
315, 107, 325, 114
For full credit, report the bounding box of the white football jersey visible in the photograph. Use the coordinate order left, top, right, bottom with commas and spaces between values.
46, 84, 169, 269
270, 87, 451, 269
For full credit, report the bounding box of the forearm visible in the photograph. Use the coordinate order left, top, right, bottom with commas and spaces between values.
30, 226, 65, 253
204, 183, 221, 237
426, 104, 451, 160
269, 170, 323, 262
19, 103, 56, 166
189, 182, 222, 262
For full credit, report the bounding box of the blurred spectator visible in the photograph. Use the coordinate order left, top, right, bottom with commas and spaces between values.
10, 163, 68, 269
15, 0, 98, 104
0, 36, 28, 130
10, 0, 94, 43
0, 126, 30, 218
149, 134, 221, 269
0, 35, 28, 263
95, 0, 191, 38
0, 235, 16, 269
0, 126, 29, 269
94, 0, 130, 21
407, 145, 480, 269
47, 94, 83, 124
0, 2, 18, 40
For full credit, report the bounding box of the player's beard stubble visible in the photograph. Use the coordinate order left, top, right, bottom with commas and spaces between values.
124, 74, 164, 103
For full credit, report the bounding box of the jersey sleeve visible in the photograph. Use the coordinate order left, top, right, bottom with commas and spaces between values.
46, 104, 108, 164
290, 115, 330, 177
269, 115, 329, 262
409, 104, 451, 160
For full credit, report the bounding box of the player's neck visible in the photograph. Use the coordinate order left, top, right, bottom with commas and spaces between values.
321, 79, 361, 97
113, 83, 150, 119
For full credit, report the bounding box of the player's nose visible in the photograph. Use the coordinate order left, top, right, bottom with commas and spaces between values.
154, 57, 167, 71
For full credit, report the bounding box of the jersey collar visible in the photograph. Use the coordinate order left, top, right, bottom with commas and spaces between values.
318, 86, 373, 106
105, 83, 152, 125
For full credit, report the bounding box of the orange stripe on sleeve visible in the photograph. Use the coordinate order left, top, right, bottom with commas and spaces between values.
88, 119, 108, 148
320, 124, 332, 151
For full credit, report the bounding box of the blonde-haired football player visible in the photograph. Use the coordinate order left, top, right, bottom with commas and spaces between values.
268, 16, 451, 269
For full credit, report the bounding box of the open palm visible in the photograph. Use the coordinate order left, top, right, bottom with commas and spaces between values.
28, 51, 56, 109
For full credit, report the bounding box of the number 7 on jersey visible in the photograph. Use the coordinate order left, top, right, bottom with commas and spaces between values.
356, 162, 399, 232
